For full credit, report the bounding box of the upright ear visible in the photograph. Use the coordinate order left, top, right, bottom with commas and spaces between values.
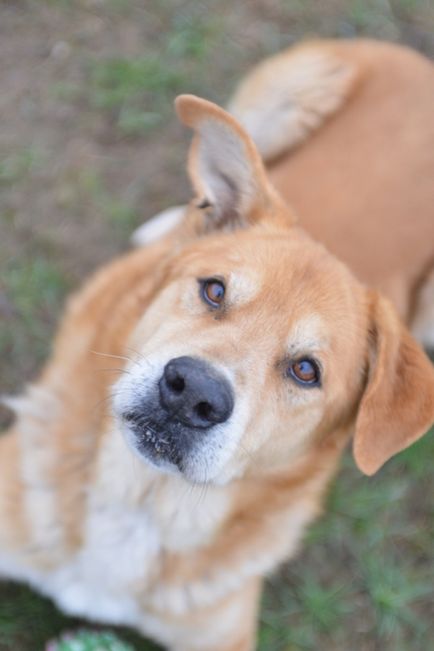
353, 292, 434, 475
175, 94, 287, 231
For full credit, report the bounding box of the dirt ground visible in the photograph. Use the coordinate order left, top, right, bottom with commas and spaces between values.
0, 1, 433, 650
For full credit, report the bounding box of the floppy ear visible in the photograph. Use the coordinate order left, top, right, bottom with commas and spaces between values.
353, 292, 434, 475
175, 94, 286, 231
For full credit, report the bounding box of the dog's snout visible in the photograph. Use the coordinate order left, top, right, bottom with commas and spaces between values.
159, 356, 234, 428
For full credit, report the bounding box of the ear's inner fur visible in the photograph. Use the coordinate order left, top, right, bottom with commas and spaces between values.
176, 95, 276, 232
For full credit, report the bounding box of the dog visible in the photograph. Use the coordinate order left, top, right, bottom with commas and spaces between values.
1, 39, 433, 651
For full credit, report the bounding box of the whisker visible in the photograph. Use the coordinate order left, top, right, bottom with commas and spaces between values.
196, 458, 210, 509
90, 349, 142, 369
177, 476, 197, 508
90, 387, 136, 415
125, 345, 147, 362
95, 367, 133, 376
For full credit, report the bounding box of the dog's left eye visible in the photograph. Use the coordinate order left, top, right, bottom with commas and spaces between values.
200, 278, 226, 308
287, 358, 321, 387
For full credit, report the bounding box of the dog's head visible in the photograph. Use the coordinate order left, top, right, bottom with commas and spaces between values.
113, 95, 434, 484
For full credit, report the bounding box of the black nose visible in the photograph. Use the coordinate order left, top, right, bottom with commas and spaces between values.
159, 356, 234, 428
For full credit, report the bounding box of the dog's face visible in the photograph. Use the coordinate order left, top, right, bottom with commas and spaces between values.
114, 95, 434, 484
114, 227, 368, 484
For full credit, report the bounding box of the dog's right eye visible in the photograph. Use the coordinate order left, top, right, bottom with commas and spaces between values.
199, 278, 226, 308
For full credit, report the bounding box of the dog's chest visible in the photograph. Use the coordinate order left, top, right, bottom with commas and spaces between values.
45, 501, 160, 626
44, 438, 230, 625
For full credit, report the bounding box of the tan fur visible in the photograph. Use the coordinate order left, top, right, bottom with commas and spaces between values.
239, 40, 434, 322
1, 39, 434, 651
228, 41, 358, 161
354, 291, 434, 475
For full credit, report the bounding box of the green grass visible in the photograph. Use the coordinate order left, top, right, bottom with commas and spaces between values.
257, 432, 434, 651
0, 149, 43, 186
0, 584, 156, 651
0, 252, 71, 389
0, 584, 74, 650
89, 56, 185, 135
363, 556, 431, 639
87, 12, 222, 137
75, 168, 139, 235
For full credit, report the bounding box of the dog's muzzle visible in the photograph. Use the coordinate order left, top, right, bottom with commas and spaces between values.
122, 356, 234, 472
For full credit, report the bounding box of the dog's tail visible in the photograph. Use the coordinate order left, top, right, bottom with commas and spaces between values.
227, 41, 358, 163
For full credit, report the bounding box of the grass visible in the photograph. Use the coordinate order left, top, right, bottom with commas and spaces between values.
87, 12, 222, 137
0, 583, 157, 651
256, 432, 434, 651
0, 251, 72, 392
89, 56, 185, 135
363, 556, 431, 638
75, 168, 139, 235
0, 149, 43, 186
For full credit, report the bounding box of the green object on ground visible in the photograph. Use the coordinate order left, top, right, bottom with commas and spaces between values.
46, 630, 136, 651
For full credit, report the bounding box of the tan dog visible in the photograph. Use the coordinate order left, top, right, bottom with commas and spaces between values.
1, 39, 433, 651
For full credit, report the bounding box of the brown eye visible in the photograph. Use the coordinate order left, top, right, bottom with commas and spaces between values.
200, 279, 225, 308
288, 358, 321, 387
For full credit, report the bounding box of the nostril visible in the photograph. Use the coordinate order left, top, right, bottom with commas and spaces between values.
168, 375, 185, 393
195, 401, 213, 421
165, 362, 186, 394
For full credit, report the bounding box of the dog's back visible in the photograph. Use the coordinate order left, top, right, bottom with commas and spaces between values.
229, 39, 434, 332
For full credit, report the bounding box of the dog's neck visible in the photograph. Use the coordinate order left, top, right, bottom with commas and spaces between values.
93, 424, 234, 553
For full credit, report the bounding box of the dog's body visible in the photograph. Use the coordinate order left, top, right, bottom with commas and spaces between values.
232, 40, 434, 328
1, 40, 434, 651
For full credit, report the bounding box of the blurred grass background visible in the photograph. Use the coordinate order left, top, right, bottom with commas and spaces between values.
0, 1, 433, 650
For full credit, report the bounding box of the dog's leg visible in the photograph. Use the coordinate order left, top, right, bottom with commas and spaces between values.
141, 577, 261, 651
0, 389, 76, 579
411, 266, 434, 354
131, 205, 187, 247
0, 428, 31, 579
